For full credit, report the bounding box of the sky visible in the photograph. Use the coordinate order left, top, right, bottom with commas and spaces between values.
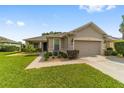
0, 5, 124, 42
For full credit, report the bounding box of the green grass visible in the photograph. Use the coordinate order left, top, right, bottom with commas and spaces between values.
0, 52, 124, 88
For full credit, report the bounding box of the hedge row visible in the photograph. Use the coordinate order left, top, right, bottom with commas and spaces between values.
0, 45, 20, 52
114, 40, 124, 56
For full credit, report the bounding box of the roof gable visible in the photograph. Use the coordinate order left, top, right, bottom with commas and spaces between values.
24, 22, 108, 41
69, 22, 107, 35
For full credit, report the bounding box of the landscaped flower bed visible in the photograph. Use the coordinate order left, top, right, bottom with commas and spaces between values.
43, 50, 79, 61
43, 51, 68, 61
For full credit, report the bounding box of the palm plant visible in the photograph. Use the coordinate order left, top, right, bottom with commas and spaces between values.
119, 15, 124, 39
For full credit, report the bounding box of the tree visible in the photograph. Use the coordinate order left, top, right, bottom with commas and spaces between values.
119, 15, 124, 39
42, 31, 62, 36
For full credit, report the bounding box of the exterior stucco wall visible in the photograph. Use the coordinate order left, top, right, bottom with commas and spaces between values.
106, 41, 115, 50
64, 37, 68, 51
48, 38, 53, 52
61, 38, 64, 51
101, 41, 105, 55
73, 26, 105, 55
48, 37, 69, 52
67, 36, 74, 50
74, 27, 103, 39
60, 37, 68, 52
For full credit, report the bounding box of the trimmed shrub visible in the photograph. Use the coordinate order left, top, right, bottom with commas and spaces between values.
104, 47, 113, 56
59, 51, 68, 58
21, 44, 26, 52
104, 47, 118, 56
43, 52, 50, 61
48, 52, 53, 56
53, 51, 58, 56
67, 50, 79, 59
114, 41, 124, 56
43, 52, 53, 61
111, 51, 118, 56
23, 44, 36, 53
0, 45, 20, 52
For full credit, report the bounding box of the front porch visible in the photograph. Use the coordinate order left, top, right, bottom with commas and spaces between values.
26, 41, 48, 52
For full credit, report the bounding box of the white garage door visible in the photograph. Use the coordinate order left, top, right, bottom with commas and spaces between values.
75, 41, 101, 57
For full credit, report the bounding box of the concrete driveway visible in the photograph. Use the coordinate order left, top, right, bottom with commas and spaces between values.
81, 55, 124, 83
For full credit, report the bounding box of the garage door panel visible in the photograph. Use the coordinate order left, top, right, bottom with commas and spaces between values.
75, 41, 101, 57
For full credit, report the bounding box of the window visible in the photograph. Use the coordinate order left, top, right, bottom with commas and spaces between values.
34, 43, 39, 48
54, 38, 60, 51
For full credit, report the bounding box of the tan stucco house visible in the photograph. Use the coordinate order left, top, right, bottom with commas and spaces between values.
24, 22, 118, 57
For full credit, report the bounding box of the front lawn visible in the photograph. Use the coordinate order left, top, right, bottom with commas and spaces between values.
0, 52, 124, 88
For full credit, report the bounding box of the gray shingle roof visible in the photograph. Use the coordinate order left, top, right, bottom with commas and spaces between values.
24, 33, 67, 42
24, 35, 47, 41
106, 35, 121, 41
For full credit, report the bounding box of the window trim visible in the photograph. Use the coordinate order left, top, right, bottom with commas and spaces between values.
53, 38, 61, 51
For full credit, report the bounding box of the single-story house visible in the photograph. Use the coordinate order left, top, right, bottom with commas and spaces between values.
0, 36, 21, 47
24, 22, 118, 57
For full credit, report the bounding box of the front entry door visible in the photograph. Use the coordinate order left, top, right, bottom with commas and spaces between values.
43, 42, 48, 51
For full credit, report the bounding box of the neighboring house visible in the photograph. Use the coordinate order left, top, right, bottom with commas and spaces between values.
24, 22, 118, 57
0, 36, 21, 47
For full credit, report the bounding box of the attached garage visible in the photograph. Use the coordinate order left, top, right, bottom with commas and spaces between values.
74, 40, 101, 57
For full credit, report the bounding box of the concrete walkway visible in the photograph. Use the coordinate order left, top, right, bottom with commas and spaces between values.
81, 55, 124, 83
26, 56, 86, 69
